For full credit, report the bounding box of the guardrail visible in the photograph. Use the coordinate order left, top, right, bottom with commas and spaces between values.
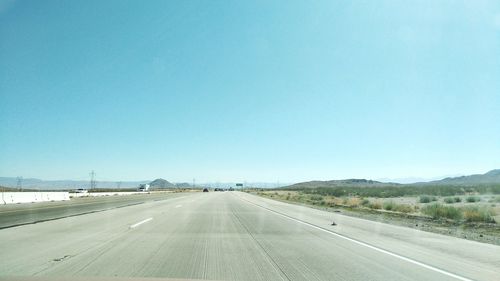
0, 192, 70, 205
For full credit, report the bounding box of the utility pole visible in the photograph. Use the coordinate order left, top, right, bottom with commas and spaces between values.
192, 178, 196, 189
116, 181, 121, 190
16, 176, 23, 191
90, 170, 96, 190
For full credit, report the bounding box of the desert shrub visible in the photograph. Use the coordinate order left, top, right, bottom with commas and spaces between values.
312, 200, 324, 205
443, 197, 455, 204
369, 202, 382, 209
421, 203, 462, 220
462, 206, 496, 223
294, 184, 500, 198
393, 204, 414, 213
443, 196, 461, 203
419, 195, 437, 203
383, 201, 396, 211
382, 201, 413, 213
361, 199, 370, 206
310, 195, 323, 201
466, 196, 480, 203
346, 197, 361, 207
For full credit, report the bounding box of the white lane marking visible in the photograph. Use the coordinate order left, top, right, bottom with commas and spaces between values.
175, 204, 182, 208
237, 195, 474, 281
129, 217, 153, 229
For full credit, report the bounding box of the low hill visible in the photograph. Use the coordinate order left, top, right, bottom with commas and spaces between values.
286, 179, 400, 189
149, 178, 175, 188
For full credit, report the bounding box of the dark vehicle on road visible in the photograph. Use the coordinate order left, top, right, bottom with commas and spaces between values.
202, 188, 209, 192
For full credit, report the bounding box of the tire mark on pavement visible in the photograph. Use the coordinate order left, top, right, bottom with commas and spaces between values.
234, 193, 475, 281
231, 210, 291, 281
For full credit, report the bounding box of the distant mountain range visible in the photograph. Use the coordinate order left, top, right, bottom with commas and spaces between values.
0, 177, 193, 190
0, 177, 280, 190
1, 169, 499, 190
285, 169, 500, 189
413, 169, 500, 185
0, 177, 150, 190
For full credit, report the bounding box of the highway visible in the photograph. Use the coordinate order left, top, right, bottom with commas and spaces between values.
0, 191, 499, 281
0, 192, 187, 229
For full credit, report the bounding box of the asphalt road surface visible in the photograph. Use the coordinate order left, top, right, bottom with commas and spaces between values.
0, 192, 187, 229
0, 192, 499, 281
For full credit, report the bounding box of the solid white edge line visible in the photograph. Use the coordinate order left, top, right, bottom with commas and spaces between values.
237, 194, 475, 281
129, 217, 153, 229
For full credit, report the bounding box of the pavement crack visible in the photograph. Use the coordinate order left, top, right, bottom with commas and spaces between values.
52, 255, 71, 262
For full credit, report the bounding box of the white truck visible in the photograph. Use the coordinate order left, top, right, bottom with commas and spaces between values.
137, 184, 150, 192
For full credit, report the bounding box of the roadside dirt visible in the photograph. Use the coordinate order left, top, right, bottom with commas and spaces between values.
253, 192, 500, 246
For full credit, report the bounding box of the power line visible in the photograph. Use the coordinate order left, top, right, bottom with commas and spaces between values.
90, 170, 96, 190
16, 176, 23, 191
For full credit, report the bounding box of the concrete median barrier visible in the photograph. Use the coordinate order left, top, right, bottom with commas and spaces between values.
69, 191, 175, 198
0, 192, 70, 204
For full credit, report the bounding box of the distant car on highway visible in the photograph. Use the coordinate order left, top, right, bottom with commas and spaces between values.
74, 188, 88, 194
203, 188, 209, 192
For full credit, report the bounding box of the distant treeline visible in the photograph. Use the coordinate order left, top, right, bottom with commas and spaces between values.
283, 184, 500, 198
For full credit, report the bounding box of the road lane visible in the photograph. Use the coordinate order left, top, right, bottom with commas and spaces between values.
0, 191, 498, 281
233, 192, 500, 281
0, 192, 186, 229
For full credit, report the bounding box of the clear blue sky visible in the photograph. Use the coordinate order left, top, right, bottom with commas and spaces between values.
1, 0, 499, 183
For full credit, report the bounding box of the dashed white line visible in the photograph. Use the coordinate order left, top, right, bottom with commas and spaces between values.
129, 217, 153, 229
175, 204, 182, 208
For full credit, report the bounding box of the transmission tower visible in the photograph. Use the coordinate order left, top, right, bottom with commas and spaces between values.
16, 176, 23, 191
90, 170, 96, 190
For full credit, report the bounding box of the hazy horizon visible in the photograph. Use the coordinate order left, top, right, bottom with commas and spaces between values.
0, 168, 494, 185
